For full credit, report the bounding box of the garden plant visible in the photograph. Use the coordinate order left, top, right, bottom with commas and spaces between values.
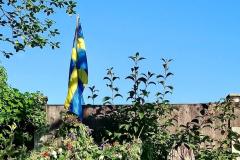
1, 53, 240, 159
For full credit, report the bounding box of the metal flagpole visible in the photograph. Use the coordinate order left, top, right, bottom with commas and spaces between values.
72, 14, 80, 47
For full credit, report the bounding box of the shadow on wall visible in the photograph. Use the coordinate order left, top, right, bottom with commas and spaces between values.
45, 94, 240, 143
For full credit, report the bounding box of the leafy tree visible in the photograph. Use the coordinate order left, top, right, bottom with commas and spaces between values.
0, 0, 77, 58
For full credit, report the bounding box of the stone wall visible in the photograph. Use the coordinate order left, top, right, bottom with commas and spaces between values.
45, 95, 240, 141
39, 95, 240, 156
46, 103, 240, 128
46, 103, 240, 138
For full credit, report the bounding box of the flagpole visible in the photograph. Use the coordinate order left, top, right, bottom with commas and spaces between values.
76, 14, 80, 24
72, 14, 80, 47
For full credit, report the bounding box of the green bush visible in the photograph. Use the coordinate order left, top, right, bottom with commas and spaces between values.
0, 65, 47, 159
86, 53, 240, 159
95, 54, 175, 159
27, 113, 142, 160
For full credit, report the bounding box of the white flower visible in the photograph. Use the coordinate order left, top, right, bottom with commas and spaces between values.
51, 150, 57, 159
99, 155, 104, 160
58, 148, 63, 154
117, 154, 122, 159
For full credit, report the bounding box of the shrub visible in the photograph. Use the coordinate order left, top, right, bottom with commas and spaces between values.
86, 53, 240, 159
27, 113, 142, 160
0, 65, 47, 159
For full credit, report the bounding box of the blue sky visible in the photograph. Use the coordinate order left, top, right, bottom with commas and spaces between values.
1, 0, 240, 104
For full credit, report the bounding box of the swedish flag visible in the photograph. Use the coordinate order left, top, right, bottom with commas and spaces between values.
65, 17, 88, 120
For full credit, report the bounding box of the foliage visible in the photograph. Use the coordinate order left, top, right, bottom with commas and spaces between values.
87, 85, 99, 105
197, 149, 239, 160
196, 101, 240, 159
139, 71, 156, 103
103, 67, 123, 105
0, 0, 77, 58
97, 53, 175, 159
156, 58, 173, 103
141, 129, 173, 160
101, 138, 142, 160
0, 65, 47, 159
97, 53, 240, 159
0, 123, 28, 159
125, 52, 145, 104
0, 65, 7, 87
28, 113, 100, 160
27, 113, 142, 160
168, 100, 240, 160
2, 52, 240, 159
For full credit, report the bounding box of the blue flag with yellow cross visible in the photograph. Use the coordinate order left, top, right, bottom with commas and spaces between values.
65, 17, 88, 120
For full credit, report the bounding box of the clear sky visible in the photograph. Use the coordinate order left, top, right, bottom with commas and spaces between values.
1, 0, 240, 104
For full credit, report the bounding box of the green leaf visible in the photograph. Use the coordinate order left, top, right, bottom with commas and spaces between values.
125, 124, 130, 130
166, 72, 174, 77
103, 96, 111, 102
114, 94, 123, 98
113, 76, 119, 81
234, 143, 240, 151
126, 76, 134, 81
138, 77, 147, 84
149, 81, 156, 85
92, 94, 98, 99
139, 112, 144, 119
133, 126, 138, 133
114, 132, 121, 139
103, 77, 111, 81
166, 85, 174, 90
156, 74, 164, 79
